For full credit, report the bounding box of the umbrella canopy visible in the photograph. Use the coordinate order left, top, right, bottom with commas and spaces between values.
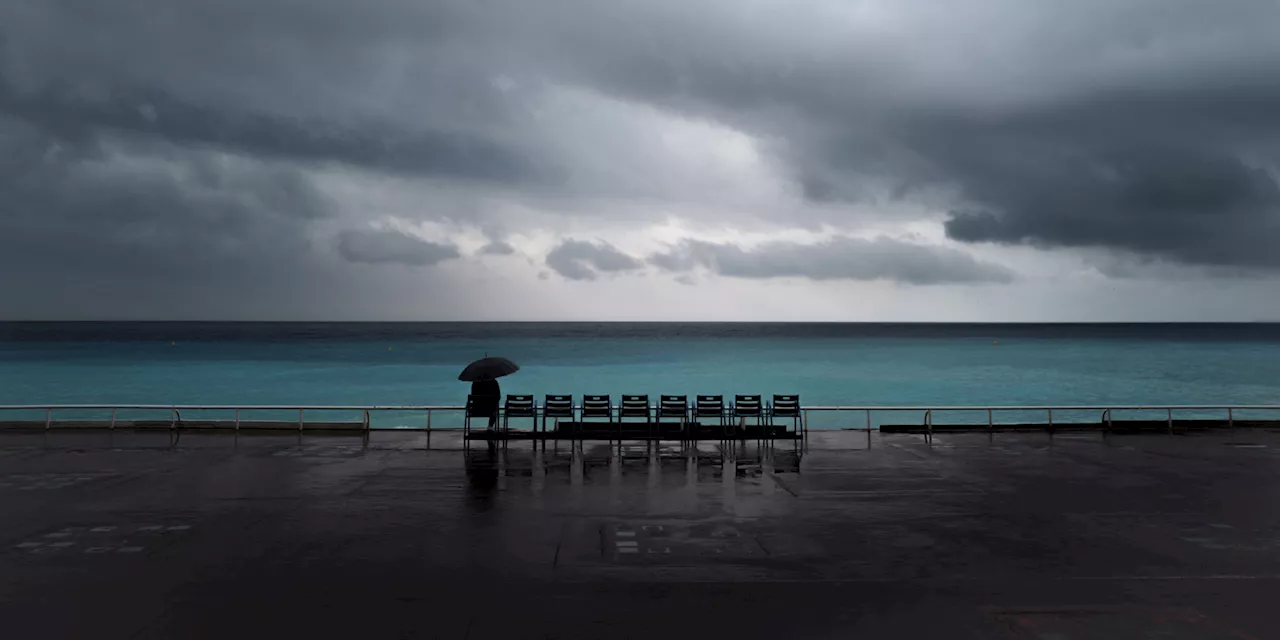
457, 356, 520, 382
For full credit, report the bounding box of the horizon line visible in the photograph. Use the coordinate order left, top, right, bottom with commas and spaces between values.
3, 320, 1280, 325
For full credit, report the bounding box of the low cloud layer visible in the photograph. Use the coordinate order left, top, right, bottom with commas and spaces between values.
0, 114, 330, 276
545, 239, 644, 281
650, 237, 1014, 285
477, 240, 516, 256
1, 80, 547, 185
336, 229, 460, 266
941, 139, 1280, 268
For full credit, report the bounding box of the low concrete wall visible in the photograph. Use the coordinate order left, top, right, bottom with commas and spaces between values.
880, 419, 1280, 433
0, 420, 369, 433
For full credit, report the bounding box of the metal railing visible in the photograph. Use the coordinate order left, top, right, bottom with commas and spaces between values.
0, 404, 462, 434
801, 404, 1280, 444
2, 403, 1279, 440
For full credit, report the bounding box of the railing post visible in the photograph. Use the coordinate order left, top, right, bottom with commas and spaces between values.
866, 408, 872, 448
170, 408, 177, 430
299, 408, 305, 431
1228, 407, 1233, 428
925, 410, 932, 443
1167, 407, 1173, 434
45, 408, 51, 431
1047, 408, 1053, 436
109, 408, 116, 430
235, 409, 241, 431
987, 408, 993, 442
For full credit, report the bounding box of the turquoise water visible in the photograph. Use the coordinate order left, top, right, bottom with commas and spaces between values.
3, 322, 1280, 428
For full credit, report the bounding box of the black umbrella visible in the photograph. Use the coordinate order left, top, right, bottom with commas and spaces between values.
457, 356, 520, 382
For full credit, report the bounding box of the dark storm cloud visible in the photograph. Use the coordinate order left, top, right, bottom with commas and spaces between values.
336, 229, 461, 267
782, 83, 1280, 269
0, 7, 537, 316
5, 0, 1280, 322
545, 239, 644, 281
0, 115, 332, 265
648, 237, 1013, 285
0, 63, 545, 184
712, 85, 1280, 269
0, 111, 347, 317
499, 0, 1280, 270
926, 98, 1280, 268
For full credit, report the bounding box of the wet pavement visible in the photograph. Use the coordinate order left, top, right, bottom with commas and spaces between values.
1, 428, 1279, 638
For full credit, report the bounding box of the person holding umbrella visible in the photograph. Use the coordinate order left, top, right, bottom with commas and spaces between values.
458, 356, 520, 432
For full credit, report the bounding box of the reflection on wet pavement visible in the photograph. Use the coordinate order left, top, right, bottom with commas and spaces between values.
2, 429, 1279, 638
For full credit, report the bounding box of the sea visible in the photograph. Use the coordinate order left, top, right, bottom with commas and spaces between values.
3, 322, 1280, 429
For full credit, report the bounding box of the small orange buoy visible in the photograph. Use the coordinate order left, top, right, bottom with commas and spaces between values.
993, 340, 998, 345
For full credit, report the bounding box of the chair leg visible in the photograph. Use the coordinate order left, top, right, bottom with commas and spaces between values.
788, 414, 798, 455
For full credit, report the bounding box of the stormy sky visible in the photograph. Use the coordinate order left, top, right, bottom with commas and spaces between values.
3, 0, 1280, 321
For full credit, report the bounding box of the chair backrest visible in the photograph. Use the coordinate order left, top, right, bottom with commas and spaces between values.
734, 395, 763, 415
466, 394, 494, 417
619, 395, 650, 416
658, 395, 688, 416
543, 395, 574, 417
504, 394, 535, 415
581, 395, 612, 417
695, 395, 724, 413
771, 394, 801, 416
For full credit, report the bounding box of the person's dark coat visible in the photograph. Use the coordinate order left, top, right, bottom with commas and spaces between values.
469, 379, 501, 422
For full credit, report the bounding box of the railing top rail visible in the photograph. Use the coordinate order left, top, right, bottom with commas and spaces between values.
1, 404, 1279, 411
0, 405, 464, 411
803, 405, 1280, 411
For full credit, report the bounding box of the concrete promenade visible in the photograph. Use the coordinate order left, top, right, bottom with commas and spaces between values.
2, 428, 1279, 638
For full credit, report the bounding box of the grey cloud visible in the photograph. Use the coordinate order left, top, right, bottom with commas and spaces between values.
0, 116, 332, 263
932, 114, 1280, 268
0, 69, 547, 184
0, 8, 536, 319
15, 0, 1280, 269
7, 0, 1280, 321
649, 237, 1014, 285
478, 240, 516, 256
336, 229, 460, 267
0, 113, 344, 316
504, 0, 1280, 269
545, 239, 644, 281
